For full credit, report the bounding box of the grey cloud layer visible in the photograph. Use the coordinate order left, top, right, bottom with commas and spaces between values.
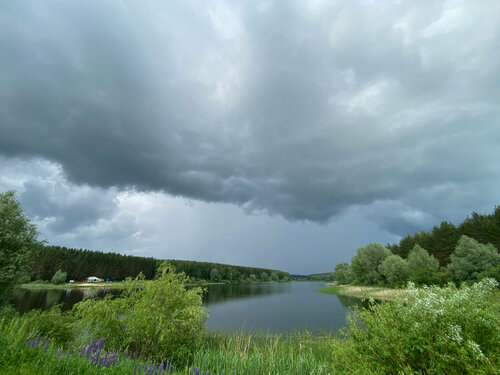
1, 0, 499, 230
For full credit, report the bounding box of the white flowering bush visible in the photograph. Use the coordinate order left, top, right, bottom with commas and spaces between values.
341, 279, 499, 374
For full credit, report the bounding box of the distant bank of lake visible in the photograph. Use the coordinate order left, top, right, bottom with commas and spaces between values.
13, 281, 365, 333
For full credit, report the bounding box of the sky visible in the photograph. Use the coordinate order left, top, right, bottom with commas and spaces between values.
1, 0, 499, 274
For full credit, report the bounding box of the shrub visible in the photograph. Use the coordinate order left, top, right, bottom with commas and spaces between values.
0, 306, 73, 348
74, 263, 207, 364
337, 279, 500, 374
478, 264, 500, 283
51, 269, 67, 284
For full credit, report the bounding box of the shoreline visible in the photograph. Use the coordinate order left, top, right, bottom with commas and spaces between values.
17, 280, 279, 290
318, 283, 403, 301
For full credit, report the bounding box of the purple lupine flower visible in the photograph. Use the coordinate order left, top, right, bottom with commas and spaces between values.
65, 350, 70, 363
33, 335, 41, 348
43, 338, 50, 353
193, 367, 200, 375
97, 338, 104, 350
134, 364, 138, 375
166, 362, 172, 374
58, 356, 62, 366
93, 349, 102, 365
84, 344, 92, 358
26, 337, 31, 348
159, 362, 164, 373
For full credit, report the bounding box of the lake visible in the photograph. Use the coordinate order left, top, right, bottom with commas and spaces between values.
12, 282, 365, 333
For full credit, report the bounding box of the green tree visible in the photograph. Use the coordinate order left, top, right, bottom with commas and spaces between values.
378, 255, 409, 286
210, 268, 220, 282
332, 262, 354, 284
407, 244, 440, 285
0, 191, 43, 303
249, 274, 257, 281
260, 272, 269, 281
351, 243, 391, 285
447, 235, 500, 283
270, 272, 279, 281
51, 269, 67, 284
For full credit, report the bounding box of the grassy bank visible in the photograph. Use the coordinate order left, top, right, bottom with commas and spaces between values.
318, 283, 402, 301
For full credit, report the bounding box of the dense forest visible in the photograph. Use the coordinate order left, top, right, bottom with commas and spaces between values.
387, 206, 500, 266
29, 245, 291, 283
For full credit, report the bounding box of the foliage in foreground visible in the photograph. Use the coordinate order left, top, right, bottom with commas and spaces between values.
192, 332, 331, 375
1, 278, 499, 374
73, 263, 207, 364
0, 191, 43, 304
333, 278, 500, 374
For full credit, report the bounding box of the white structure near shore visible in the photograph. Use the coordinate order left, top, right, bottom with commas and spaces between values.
85, 276, 103, 283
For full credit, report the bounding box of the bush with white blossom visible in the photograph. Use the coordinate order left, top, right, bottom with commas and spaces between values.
338, 278, 499, 374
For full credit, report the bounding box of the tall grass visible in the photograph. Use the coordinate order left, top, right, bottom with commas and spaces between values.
192, 332, 331, 375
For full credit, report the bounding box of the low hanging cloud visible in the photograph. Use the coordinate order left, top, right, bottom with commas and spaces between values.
1, 0, 499, 230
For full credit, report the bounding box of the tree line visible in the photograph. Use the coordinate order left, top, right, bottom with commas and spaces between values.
387, 206, 500, 265
29, 245, 291, 283
333, 206, 500, 286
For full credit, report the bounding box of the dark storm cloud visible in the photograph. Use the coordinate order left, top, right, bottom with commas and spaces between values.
1, 0, 499, 232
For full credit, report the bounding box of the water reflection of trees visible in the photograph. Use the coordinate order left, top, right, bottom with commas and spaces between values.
14, 283, 292, 312
201, 283, 290, 305
11, 288, 121, 313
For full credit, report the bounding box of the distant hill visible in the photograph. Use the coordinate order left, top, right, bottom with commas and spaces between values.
291, 274, 308, 280
307, 272, 334, 281
290, 273, 334, 281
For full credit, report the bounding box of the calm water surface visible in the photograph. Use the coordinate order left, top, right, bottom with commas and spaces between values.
13, 282, 365, 333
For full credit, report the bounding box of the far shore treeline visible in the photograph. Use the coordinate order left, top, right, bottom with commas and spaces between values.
28, 245, 291, 283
